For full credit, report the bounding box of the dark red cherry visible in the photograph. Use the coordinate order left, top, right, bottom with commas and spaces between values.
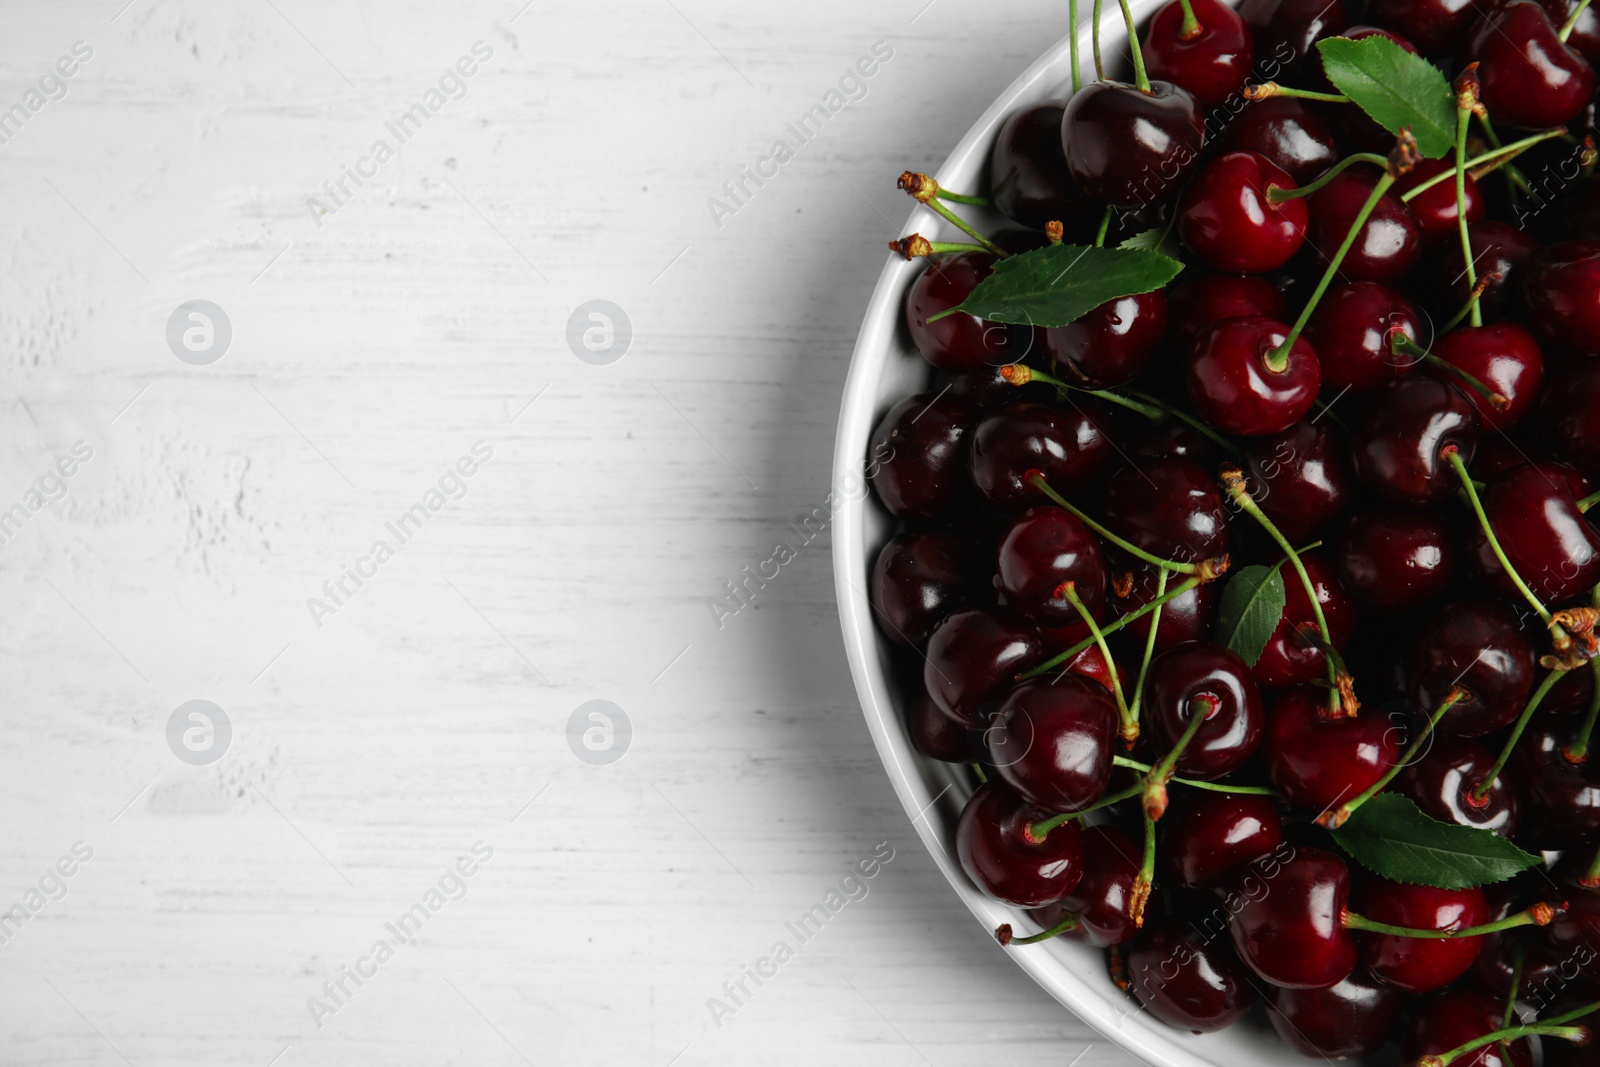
1425, 221, 1539, 323
1266, 968, 1407, 1059
985, 678, 1119, 811
1161, 791, 1285, 887
1539, 363, 1600, 472
995, 506, 1107, 625
1368, 0, 1489, 55
1147, 643, 1265, 779
1395, 734, 1520, 834
969, 399, 1114, 509
1350, 376, 1481, 505
1167, 273, 1290, 351
1546, 880, 1600, 966
956, 780, 1085, 907
1109, 561, 1222, 651
1523, 240, 1600, 356
1230, 846, 1358, 989
871, 531, 979, 648
924, 608, 1041, 726
1429, 323, 1545, 430
1143, 0, 1255, 107
1354, 877, 1490, 993
1253, 550, 1359, 690
1401, 990, 1534, 1067
870, 392, 980, 521
1544, 0, 1600, 64
1044, 291, 1166, 389
1468, 1, 1596, 130
1464, 462, 1600, 604
1102, 458, 1231, 561
1396, 158, 1487, 243
1239, 420, 1357, 542
1187, 316, 1322, 436
906, 253, 1034, 371
1061, 80, 1205, 208
1470, 930, 1567, 999
1056, 825, 1146, 947
1127, 918, 1258, 1032
1177, 152, 1308, 273
1221, 98, 1339, 183
1264, 687, 1401, 812
1307, 165, 1424, 283
989, 103, 1094, 233
1510, 721, 1600, 849
1239, 0, 1351, 76
1303, 280, 1427, 394
1410, 598, 1536, 738
1334, 507, 1458, 611
907, 688, 978, 763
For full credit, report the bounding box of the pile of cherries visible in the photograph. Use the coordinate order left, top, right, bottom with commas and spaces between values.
866, 0, 1600, 1061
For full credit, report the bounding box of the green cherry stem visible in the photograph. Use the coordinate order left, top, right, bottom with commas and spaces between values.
1110, 755, 1280, 794
1114, 0, 1152, 92
887, 234, 993, 260
997, 910, 1082, 945
1388, 330, 1510, 411
897, 172, 1005, 256
1123, 389, 1243, 456
1583, 841, 1600, 887
1473, 668, 1568, 802
1062, 582, 1138, 740
1265, 153, 1389, 203
1093, 0, 1106, 81
1143, 696, 1212, 821
1129, 568, 1168, 725
1445, 449, 1559, 632
1342, 902, 1557, 940
1400, 129, 1570, 201
1176, 0, 1201, 36
1437, 272, 1499, 334
1244, 83, 1351, 104
1579, 488, 1600, 513
1454, 70, 1482, 327
1130, 808, 1157, 926
935, 190, 993, 207
1027, 780, 1144, 838
971, 762, 989, 784
1418, 997, 1600, 1067
1022, 574, 1217, 680
1069, 0, 1082, 93
1564, 658, 1600, 763
1027, 471, 1218, 576
1095, 205, 1113, 247
1000, 364, 1168, 420
1561, 0, 1595, 41
1503, 944, 1525, 1028
1322, 687, 1467, 828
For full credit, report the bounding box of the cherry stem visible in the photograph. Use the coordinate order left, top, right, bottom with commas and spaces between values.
999, 910, 1082, 945
1093, 0, 1105, 81
1503, 943, 1525, 1028
971, 762, 989, 784
1473, 668, 1568, 801
1584, 841, 1600, 886
1129, 568, 1168, 726
1343, 902, 1557, 940
898, 173, 1005, 256
936, 189, 993, 207
887, 234, 993, 260
1028, 780, 1144, 838
1022, 575, 1214, 680
1420, 998, 1600, 1067
1401, 130, 1569, 201
1579, 488, 1600, 513
1094, 205, 1113, 247
1144, 696, 1212, 820
1002, 365, 1169, 421
1438, 272, 1499, 334
1110, 755, 1279, 794
1454, 96, 1482, 328
1114, 0, 1151, 91
1324, 687, 1467, 828
1069, 0, 1082, 93
1446, 449, 1557, 630
1123, 388, 1242, 456
1265, 153, 1388, 203
1561, 0, 1594, 41
1244, 83, 1350, 104
1388, 331, 1509, 411
1130, 808, 1156, 926
1061, 582, 1138, 740
1176, 0, 1202, 35
1028, 472, 1212, 576
925, 197, 1005, 256
1564, 658, 1600, 763
1220, 468, 1342, 714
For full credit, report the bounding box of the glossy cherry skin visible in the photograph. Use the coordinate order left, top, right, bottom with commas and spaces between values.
1523, 240, 1600, 356
1396, 158, 1486, 243
870, 392, 980, 521
1240, 420, 1357, 543
956, 780, 1085, 907
1177, 152, 1308, 273
1230, 846, 1358, 989
1350, 377, 1481, 505
1187, 317, 1322, 436
1401, 991, 1534, 1067
924, 608, 1041, 726
1540, 364, 1600, 472
1425, 221, 1539, 322
1061, 80, 1205, 208
1335, 507, 1458, 611
1054, 826, 1145, 947
969, 400, 1114, 509
1221, 98, 1339, 183
907, 688, 977, 763
1465, 462, 1600, 604
985, 678, 1119, 811
1303, 280, 1428, 394
1127, 918, 1258, 1032
906, 253, 1034, 371
1253, 550, 1359, 689
1353, 877, 1490, 993
1265, 687, 1401, 813
1143, 0, 1255, 106
1240, 0, 1351, 76
1109, 561, 1222, 651
1468, 1, 1596, 130
1044, 291, 1166, 389
1368, 0, 1487, 55
871, 531, 979, 648
1102, 458, 1231, 562
1167, 273, 1289, 351
1510, 722, 1600, 849
1307, 165, 1424, 283
995, 507, 1107, 625
1161, 791, 1285, 887
1266, 969, 1407, 1058
1396, 734, 1519, 834
1430, 323, 1544, 431
989, 102, 1092, 233
1411, 598, 1537, 738
1545, 0, 1600, 63
1147, 643, 1265, 779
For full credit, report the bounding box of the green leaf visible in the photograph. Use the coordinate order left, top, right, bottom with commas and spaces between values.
1117, 226, 1181, 260
940, 243, 1184, 328
1212, 565, 1286, 667
1316, 35, 1456, 159
1332, 793, 1540, 889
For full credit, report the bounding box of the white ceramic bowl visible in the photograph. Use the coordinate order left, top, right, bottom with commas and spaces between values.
831, 7, 1306, 1066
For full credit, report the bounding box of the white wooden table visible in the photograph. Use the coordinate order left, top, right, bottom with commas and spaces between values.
0, 1, 1143, 1063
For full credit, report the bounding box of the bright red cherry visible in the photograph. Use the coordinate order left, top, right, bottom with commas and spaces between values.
870, 392, 980, 521
1187, 316, 1322, 436
1463, 462, 1600, 605
1221, 98, 1339, 183
1538, 363, 1600, 472
1401, 990, 1534, 1067
995, 506, 1108, 624
871, 530, 979, 648
989, 102, 1093, 233
1468, 1, 1596, 130
1252, 550, 1359, 690
1410, 598, 1536, 738
985, 678, 1119, 811
969, 400, 1115, 509
956, 780, 1085, 907
1239, 420, 1357, 542
1127, 918, 1258, 1031
924, 608, 1041, 726
905, 253, 1034, 371
1429, 323, 1544, 431
1167, 272, 1290, 351
1177, 152, 1308, 273
1044, 291, 1166, 389
1523, 240, 1600, 356
1061, 81, 1205, 208
1147, 642, 1266, 780
1307, 165, 1424, 283
1304, 280, 1428, 394
1334, 507, 1458, 611
1394, 734, 1520, 834
1350, 377, 1481, 505
1230, 846, 1359, 989
1160, 791, 1285, 888
1055, 825, 1146, 946
1143, 0, 1255, 107
1265, 687, 1401, 813
1353, 877, 1490, 993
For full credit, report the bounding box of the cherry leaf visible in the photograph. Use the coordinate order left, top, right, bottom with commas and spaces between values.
1316, 35, 1456, 159
1332, 793, 1539, 889
1213, 564, 1287, 667
939, 244, 1184, 328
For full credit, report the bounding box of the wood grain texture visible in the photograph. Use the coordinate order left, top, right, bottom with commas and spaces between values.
0, 1, 1146, 1063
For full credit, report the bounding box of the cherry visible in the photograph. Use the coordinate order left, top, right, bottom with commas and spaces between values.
995, 506, 1108, 624
1509, 721, 1600, 850
1177, 152, 1308, 273
1230, 846, 1359, 989
1424, 221, 1539, 323
1335, 507, 1459, 611
1307, 164, 1424, 283
1410, 598, 1537, 738
1266, 969, 1407, 1058
1186, 316, 1322, 436
1167, 273, 1290, 351
1303, 280, 1428, 394
1396, 158, 1487, 243
1109, 561, 1222, 650
1468, 1, 1596, 131
1252, 549, 1359, 690
907, 688, 978, 763
1126, 917, 1259, 1032
1523, 240, 1600, 356
871, 531, 979, 648
905, 253, 1034, 371
989, 103, 1093, 233
1543, 0, 1600, 65
924, 608, 1041, 726
1430, 323, 1545, 431
1061, 81, 1205, 208
1143, 0, 1255, 107
1470, 929, 1566, 999
1239, 420, 1357, 543
1055, 825, 1146, 946
1161, 790, 1285, 887
1035, 624, 1129, 694
1353, 877, 1490, 993
1464, 462, 1600, 604
1044, 291, 1167, 389
1539, 364, 1600, 473
985, 677, 1119, 811
1368, 0, 1488, 56
1102, 458, 1231, 562
956, 780, 1085, 907
1264, 686, 1401, 813
1221, 98, 1340, 183
969, 399, 1115, 509
870, 392, 981, 521
1239, 0, 1351, 77
1146, 642, 1266, 779
1350, 376, 1482, 505
1400, 990, 1534, 1067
